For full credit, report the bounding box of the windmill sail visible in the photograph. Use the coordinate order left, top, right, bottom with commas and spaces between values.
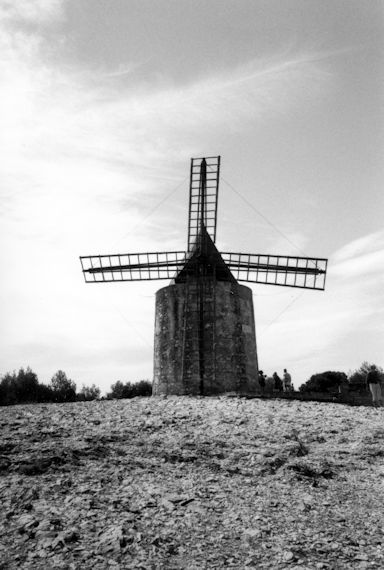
80, 251, 186, 282
80, 155, 328, 290
187, 156, 220, 252
221, 252, 327, 290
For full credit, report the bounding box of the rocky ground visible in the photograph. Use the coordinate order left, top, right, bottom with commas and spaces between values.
0, 396, 383, 569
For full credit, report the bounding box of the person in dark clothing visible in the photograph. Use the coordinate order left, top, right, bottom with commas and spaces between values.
366, 365, 382, 407
265, 375, 274, 395
258, 370, 265, 393
273, 372, 283, 392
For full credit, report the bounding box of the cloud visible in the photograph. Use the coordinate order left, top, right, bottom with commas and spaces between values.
0, 0, 65, 24
332, 230, 384, 261
0, 8, 334, 177
331, 230, 384, 279
332, 249, 384, 280
122, 54, 330, 136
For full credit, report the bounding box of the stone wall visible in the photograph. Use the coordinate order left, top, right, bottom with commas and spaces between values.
153, 280, 259, 395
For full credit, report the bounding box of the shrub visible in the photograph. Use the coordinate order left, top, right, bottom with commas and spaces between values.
299, 371, 348, 393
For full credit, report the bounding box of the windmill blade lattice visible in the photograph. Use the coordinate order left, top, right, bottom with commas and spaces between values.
222, 252, 327, 290
80, 251, 187, 282
187, 156, 220, 252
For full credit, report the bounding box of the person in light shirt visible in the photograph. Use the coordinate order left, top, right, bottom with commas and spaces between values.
366, 364, 382, 407
283, 369, 293, 392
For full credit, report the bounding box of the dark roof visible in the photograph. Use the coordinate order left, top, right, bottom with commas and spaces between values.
174, 226, 236, 283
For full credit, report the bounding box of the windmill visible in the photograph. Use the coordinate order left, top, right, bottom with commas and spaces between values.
80, 156, 327, 395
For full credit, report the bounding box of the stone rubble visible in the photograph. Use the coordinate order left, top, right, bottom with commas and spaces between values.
0, 397, 383, 569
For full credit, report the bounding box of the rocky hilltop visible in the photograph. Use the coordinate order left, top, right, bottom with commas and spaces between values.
0, 397, 383, 569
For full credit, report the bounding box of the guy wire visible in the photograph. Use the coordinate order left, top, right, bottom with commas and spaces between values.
206, 163, 317, 268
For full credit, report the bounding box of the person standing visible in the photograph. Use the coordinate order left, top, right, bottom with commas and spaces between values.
258, 370, 266, 393
366, 365, 382, 407
265, 375, 274, 395
283, 368, 293, 392
273, 372, 283, 392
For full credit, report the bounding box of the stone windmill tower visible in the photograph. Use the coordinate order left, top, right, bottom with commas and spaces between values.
80, 156, 327, 395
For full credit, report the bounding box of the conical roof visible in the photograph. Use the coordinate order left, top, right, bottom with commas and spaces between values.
174, 226, 236, 283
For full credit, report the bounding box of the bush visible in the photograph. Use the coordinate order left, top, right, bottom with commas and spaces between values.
299, 371, 348, 393
107, 379, 152, 399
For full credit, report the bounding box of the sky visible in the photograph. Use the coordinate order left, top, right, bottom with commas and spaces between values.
1, 0, 383, 393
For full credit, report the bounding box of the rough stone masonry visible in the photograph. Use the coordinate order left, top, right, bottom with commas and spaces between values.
153, 279, 258, 395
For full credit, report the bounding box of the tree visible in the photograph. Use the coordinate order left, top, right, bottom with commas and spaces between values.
50, 370, 77, 402
107, 381, 125, 399
0, 372, 17, 405
348, 361, 384, 393
0, 367, 41, 405
36, 383, 55, 403
15, 367, 39, 403
133, 380, 152, 397
78, 384, 101, 401
299, 371, 348, 393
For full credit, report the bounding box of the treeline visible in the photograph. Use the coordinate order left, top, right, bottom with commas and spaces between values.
298, 361, 383, 394
0, 368, 100, 406
1, 361, 380, 406
0, 367, 153, 406
106, 380, 152, 399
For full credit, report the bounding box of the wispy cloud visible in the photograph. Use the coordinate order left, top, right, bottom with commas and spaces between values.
0, 0, 65, 24
332, 230, 384, 260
